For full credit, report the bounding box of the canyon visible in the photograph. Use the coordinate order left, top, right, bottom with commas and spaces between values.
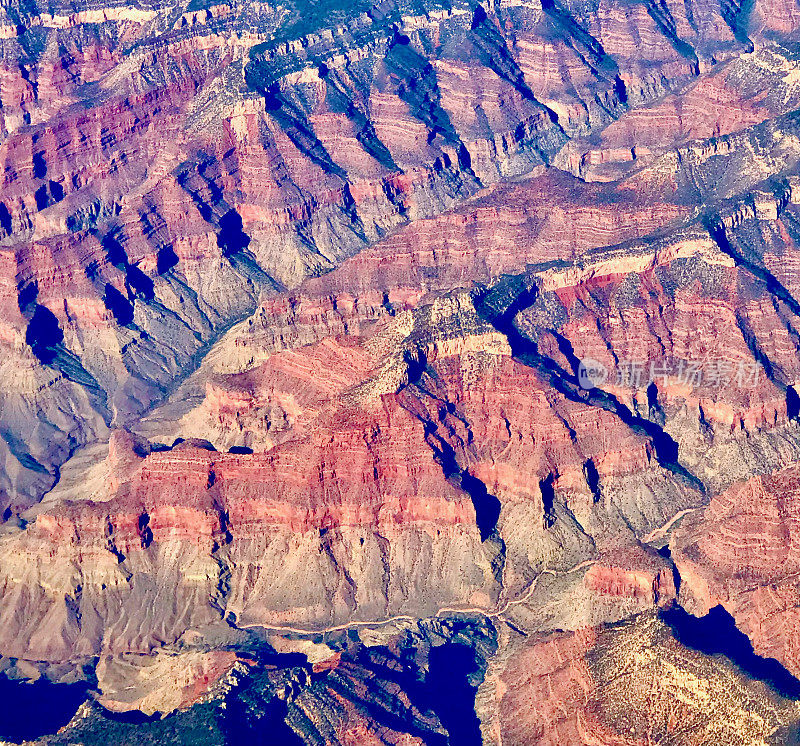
2, 0, 800, 742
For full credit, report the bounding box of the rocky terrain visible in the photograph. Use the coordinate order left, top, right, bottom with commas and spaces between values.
3, 0, 800, 742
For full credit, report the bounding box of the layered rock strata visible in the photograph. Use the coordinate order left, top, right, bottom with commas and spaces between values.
4, 0, 800, 743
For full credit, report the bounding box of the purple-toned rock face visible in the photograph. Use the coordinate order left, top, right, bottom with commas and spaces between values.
3, 0, 800, 742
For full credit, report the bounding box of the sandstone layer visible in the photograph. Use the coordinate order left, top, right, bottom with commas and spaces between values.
3, 0, 800, 743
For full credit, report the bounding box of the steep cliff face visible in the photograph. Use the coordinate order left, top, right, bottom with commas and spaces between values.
674, 462, 800, 679
0, 0, 794, 514
486, 612, 800, 745
4, 0, 800, 742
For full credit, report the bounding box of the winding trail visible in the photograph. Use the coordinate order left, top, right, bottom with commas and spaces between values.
240, 560, 597, 637
643, 507, 701, 543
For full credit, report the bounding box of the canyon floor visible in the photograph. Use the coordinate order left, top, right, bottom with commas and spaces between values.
2, 0, 800, 743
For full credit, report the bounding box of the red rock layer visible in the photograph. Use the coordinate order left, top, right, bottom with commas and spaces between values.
674, 461, 800, 678
1, 0, 798, 512
216, 167, 694, 366
558, 46, 800, 180
491, 614, 798, 745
